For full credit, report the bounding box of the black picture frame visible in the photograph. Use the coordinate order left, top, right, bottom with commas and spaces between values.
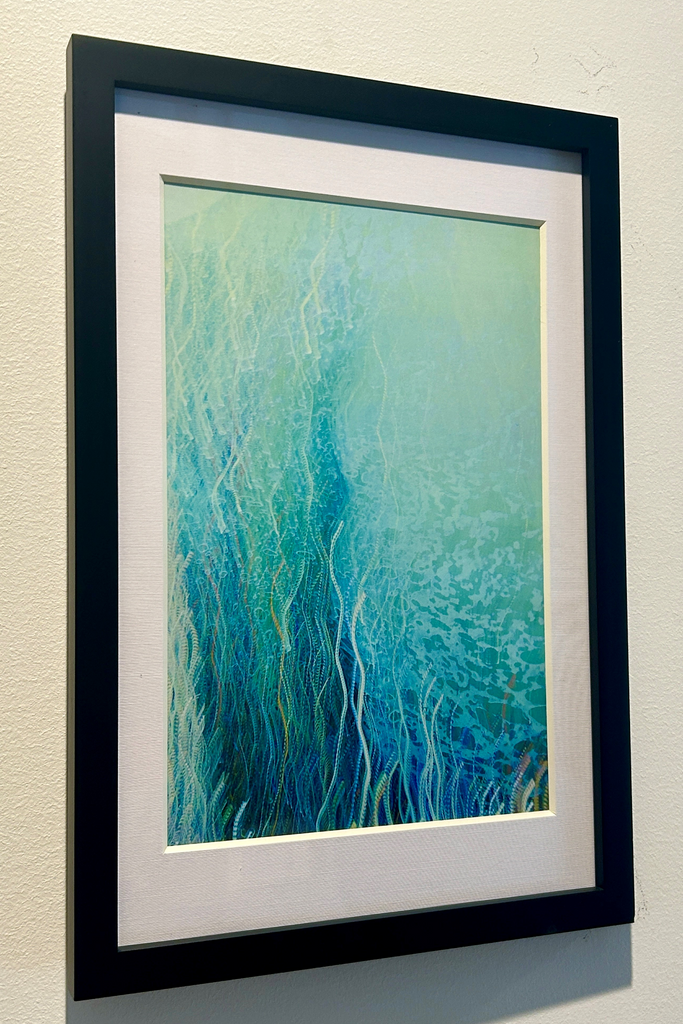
66, 33, 633, 1001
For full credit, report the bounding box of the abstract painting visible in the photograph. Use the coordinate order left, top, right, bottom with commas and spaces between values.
164, 182, 548, 845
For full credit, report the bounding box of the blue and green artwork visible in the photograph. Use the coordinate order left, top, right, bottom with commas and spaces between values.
165, 182, 548, 845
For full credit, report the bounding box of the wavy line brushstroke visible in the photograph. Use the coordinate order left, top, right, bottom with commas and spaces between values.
165, 186, 549, 844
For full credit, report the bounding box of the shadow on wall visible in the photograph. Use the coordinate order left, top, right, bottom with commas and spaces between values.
66, 924, 631, 1024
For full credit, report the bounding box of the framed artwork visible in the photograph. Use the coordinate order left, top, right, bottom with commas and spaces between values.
66, 34, 633, 1000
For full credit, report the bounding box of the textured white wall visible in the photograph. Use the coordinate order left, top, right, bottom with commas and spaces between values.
0, 2, 681, 1022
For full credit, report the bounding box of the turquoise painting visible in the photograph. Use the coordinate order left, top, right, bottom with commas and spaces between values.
165, 182, 548, 845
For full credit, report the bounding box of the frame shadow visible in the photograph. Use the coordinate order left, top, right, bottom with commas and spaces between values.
67, 925, 632, 1023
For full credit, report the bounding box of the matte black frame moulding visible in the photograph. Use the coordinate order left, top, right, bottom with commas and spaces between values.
66, 33, 633, 1000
